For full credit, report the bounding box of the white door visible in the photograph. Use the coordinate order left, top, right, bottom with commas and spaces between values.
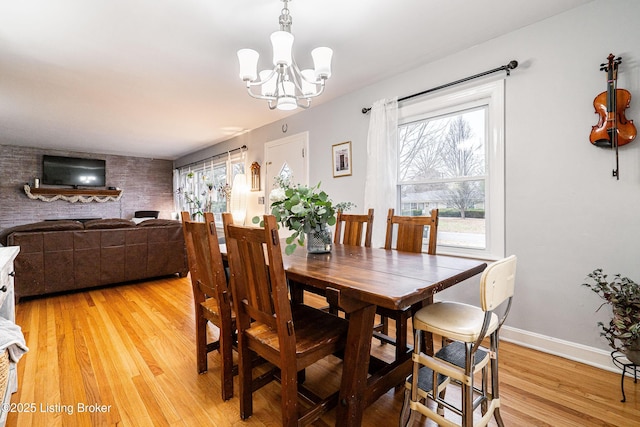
264, 131, 309, 197
263, 132, 309, 238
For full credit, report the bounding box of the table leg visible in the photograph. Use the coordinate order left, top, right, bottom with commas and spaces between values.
419, 296, 434, 356
336, 304, 377, 427
288, 279, 305, 304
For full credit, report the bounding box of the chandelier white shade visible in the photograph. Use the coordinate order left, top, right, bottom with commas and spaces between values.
237, 0, 333, 110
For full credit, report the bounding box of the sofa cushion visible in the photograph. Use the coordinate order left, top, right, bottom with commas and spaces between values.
0, 220, 83, 246
84, 219, 136, 229
136, 219, 180, 227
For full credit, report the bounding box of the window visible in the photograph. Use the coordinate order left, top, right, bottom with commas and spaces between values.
176, 155, 245, 222
398, 80, 505, 259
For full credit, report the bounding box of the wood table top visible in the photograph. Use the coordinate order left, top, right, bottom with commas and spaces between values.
222, 241, 487, 311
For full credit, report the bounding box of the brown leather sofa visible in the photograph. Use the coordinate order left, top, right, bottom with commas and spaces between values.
0, 218, 189, 300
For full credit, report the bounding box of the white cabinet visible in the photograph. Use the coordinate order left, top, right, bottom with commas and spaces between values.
0, 247, 19, 427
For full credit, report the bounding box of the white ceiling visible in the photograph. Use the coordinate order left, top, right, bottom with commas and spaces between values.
0, 0, 594, 160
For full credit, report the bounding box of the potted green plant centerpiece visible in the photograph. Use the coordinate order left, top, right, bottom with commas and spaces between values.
254, 177, 354, 255
582, 269, 640, 364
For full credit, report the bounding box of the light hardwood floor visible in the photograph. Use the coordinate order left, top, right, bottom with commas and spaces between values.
8, 275, 640, 426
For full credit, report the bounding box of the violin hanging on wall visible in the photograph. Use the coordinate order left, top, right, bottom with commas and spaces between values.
589, 53, 636, 180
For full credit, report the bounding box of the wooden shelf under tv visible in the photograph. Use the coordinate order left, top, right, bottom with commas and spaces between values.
23, 185, 123, 203
29, 187, 121, 197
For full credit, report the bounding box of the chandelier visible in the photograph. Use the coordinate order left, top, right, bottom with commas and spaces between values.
237, 0, 333, 111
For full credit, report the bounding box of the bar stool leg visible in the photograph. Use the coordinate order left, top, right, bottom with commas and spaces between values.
399, 388, 411, 427
490, 332, 505, 427
462, 342, 473, 427
409, 330, 423, 425
481, 364, 488, 415
406, 409, 420, 427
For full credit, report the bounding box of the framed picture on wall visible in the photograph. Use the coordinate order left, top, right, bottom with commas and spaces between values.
332, 141, 352, 177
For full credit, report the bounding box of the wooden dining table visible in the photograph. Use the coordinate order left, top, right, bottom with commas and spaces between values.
276, 244, 487, 426
221, 241, 487, 426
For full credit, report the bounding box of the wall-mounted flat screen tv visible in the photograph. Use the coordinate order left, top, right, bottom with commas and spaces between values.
42, 155, 106, 188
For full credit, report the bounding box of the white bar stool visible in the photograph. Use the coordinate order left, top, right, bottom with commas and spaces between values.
401, 255, 517, 427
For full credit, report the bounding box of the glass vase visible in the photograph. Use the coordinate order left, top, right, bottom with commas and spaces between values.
306, 225, 332, 254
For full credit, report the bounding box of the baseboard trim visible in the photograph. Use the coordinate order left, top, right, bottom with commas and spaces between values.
500, 326, 633, 375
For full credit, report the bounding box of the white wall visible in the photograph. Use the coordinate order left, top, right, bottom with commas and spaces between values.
176, 0, 640, 368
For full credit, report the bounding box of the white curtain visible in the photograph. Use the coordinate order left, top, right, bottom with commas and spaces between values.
174, 167, 198, 217
364, 97, 398, 248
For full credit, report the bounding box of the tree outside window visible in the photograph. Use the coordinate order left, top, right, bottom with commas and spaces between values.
399, 108, 487, 251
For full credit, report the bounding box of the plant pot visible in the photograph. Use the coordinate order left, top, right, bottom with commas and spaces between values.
624, 338, 640, 365
306, 225, 332, 254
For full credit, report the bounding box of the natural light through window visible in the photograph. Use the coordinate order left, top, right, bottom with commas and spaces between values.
398, 80, 505, 259
176, 156, 245, 222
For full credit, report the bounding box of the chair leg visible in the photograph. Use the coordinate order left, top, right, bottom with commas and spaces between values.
373, 315, 389, 346
196, 316, 208, 374
280, 364, 299, 427
238, 340, 254, 420
219, 322, 234, 401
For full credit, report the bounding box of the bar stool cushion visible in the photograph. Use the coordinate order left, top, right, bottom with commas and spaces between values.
413, 301, 499, 343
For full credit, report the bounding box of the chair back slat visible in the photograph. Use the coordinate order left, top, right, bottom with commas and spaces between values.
334, 208, 374, 247
480, 255, 517, 312
384, 208, 439, 254
223, 213, 295, 343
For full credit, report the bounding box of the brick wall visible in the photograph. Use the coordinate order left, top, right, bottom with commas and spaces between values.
0, 145, 175, 231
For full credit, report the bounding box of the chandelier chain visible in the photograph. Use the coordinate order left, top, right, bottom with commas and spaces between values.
279, 0, 292, 32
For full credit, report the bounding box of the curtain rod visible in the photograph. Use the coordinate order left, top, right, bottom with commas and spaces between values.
178, 144, 247, 170
361, 60, 518, 114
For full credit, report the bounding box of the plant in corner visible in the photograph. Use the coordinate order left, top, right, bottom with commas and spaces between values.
253, 177, 354, 255
582, 268, 640, 364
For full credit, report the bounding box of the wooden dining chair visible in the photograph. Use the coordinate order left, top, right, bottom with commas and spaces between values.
334, 208, 374, 247
384, 208, 439, 254
222, 213, 348, 427
375, 208, 439, 361
180, 211, 237, 401
311, 208, 375, 315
